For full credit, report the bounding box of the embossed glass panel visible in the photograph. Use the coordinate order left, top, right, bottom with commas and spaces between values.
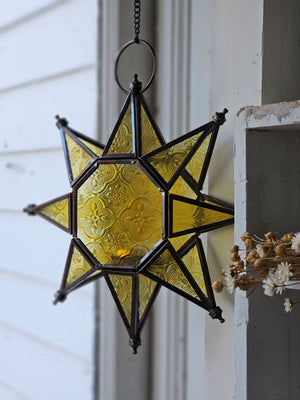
40, 196, 69, 230
147, 131, 202, 183
140, 104, 162, 155
108, 274, 132, 323
147, 249, 199, 299
138, 275, 157, 318
169, 233, 194, 251
65, 134, 94, 180
172, 199, 233, 234
83, 270, 102, 281
182, 246, 207, 296
170, 176, 197, 199
107, 103, 133, 154
77, 163, 162, 266
185, 133, 211, 183
81, 139, 104, 156
66, 245, 93, 287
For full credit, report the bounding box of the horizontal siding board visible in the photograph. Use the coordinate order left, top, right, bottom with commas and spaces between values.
0, 0, 98, 90
0, 68, 97, 153
0, 149, 70, 210
0, 381, 30, 400
0, 1, 98, 398
0, 269, 93, 360
0, 210, 70, 283
0, 212, 95, 294
0, 0, 62, 29
0, 325, 92, 400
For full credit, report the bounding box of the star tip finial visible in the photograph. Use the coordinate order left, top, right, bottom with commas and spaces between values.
209, 306, 225, 323
129, 337, 141, 354
212, 108, 229, 125
23, 204, 36, 215
53, 290, 67, 305
55, 115, 69, 129
130, 74, 142, 93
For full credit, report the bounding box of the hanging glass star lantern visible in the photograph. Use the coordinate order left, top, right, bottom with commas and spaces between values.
24, 1, 233, 353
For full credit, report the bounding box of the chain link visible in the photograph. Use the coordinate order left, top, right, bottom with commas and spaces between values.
134, 0, 141, 43
114, 0, 156, 93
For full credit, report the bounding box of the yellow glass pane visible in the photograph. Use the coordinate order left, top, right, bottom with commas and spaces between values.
82, 270, 102, 281
40, 196, 69, 229
202, 196, 233, 210
77, 163, 162, 266
81, 139, 103, 156
185, 133, 211, 182
203, 198, 219, 206
107, 103, 132, 154
66, 245, 92, 287
138, 275, 157, 318
108, 274, 132, 324
182, 246, 207, 296
147, 132, 202, 183
170, 176, 196, 199
173, 199, 233, 234
141, 104, 162, 155
169, 233, 193, 251
65, 134, 94, 179
148, 249, 198, 299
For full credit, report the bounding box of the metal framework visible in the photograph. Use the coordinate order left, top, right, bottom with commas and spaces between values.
24, 76, 233, 352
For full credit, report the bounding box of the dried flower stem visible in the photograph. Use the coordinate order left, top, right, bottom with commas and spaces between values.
212, 231, 300, 312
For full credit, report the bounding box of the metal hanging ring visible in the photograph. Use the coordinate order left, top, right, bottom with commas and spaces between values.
114, 39, 156, 94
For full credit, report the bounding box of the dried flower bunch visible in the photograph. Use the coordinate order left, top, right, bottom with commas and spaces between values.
212, 232, 300, 313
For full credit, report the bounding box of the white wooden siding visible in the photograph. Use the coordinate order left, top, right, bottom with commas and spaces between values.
0, 1, 98, 399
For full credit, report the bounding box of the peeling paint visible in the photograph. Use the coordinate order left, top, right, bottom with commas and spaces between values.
237, 106, 246, 117
245, 100, 300, 122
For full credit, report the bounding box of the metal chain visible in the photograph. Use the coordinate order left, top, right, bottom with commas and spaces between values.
133, 0, 141, 43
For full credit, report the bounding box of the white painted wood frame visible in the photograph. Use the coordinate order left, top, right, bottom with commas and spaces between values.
152, 2, 213, 400
235, 100, 300, 400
